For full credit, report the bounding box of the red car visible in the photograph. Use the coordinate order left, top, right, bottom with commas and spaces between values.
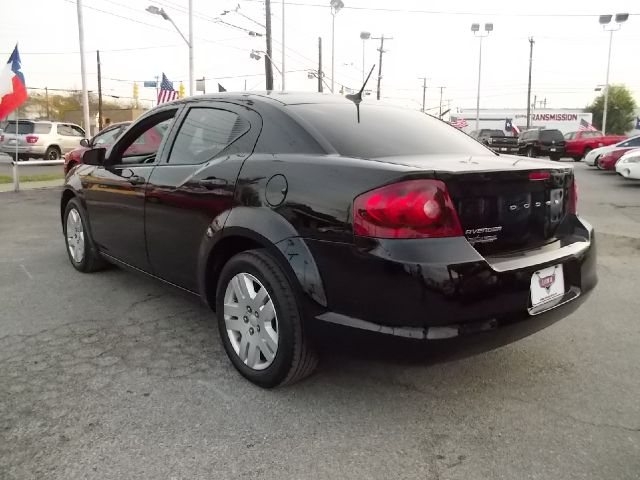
64, 122, 130, 174
564, 130, 627, 161
597, 147, 637, 170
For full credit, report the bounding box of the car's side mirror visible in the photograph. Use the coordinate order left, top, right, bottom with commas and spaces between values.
82, 147, 106, 166
80, 138, 90, 148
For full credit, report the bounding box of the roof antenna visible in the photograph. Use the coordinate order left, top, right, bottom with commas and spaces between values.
346, 64, 375, 123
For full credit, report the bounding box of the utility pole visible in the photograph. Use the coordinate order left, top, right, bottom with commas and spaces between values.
76, 0, 91, 136
264, 0, 274, 90
438, 86, 445, 117
97, 50, 103, 132
318, 37, 323, 93
281, 0, 285, 91
533, 94, 537, 110
188, 0, 193, 96
542, 97, 547, 108
419, 77, 427, 112
526, 37, 534, 129
373, 35, 392, 100
44, 87, 50, 119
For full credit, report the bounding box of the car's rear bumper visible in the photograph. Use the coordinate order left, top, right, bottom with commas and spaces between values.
538, 146, 566, 155
0, 145, 46, 156
308, 216, 596, 344
490, 146, 519, 154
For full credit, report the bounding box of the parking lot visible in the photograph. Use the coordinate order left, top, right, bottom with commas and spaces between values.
1, 162, 639, 479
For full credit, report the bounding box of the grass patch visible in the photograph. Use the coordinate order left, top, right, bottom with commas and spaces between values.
0, 173, 65, 184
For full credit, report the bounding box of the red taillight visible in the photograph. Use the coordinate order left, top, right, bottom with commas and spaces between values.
25, 135, 38, 144
0, 134, 4, 142
568, 179, 578, 215
353, 179, 463, 239
529, 171, 550, 180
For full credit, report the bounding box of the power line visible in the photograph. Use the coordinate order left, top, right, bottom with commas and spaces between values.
239, 0, 640, 17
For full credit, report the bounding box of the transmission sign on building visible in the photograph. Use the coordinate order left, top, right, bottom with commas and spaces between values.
456, 108, 593, 135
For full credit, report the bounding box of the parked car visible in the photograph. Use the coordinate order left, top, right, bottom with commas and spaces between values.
518, 128, 566, 160
615, 148, 640, 179
469, 129, 519, 154
583, 135, 640, 166
64, 122, 130, 174
0, 120, 85, 160
61, 93, 596, 387
563, 130, 626, 161
596, 146, 637, 170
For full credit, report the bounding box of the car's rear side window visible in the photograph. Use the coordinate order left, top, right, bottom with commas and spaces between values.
168, 107, 250, 164
289, 103, 490, 159
34, 123, 52, 134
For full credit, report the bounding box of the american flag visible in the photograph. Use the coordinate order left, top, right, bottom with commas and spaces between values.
579, 118, 597, 132
450, 117, 468, 129
157, 73, 178, 104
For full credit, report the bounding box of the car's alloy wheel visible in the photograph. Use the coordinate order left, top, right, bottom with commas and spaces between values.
223, 272, 279, 370
63, 198, 107, 273
66, 208, 85, 264
216, 249, 318, 387
46, 147, 61, 160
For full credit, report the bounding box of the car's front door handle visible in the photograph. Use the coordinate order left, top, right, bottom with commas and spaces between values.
198, 178, 227, 189
128, 175, 146, 186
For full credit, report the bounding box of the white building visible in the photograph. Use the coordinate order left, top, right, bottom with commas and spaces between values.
454, 108, 594, 135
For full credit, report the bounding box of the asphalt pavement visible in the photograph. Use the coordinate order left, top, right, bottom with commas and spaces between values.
1, 163, 639, 479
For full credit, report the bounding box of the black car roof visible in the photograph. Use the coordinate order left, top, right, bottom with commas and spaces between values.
174, 91, 355, 107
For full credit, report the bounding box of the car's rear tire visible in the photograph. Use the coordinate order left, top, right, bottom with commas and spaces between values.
45, 146, 61, 161
215, 249, 318, 388
63, 198, 107, 273
582, 147, 592, 161
550, 154, 561, 161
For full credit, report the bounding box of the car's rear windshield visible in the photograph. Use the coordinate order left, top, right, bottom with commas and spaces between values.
4, 121, 51, 134
485, 130, 505, 137
289, 103, 491, 158
540, 130, 564, 141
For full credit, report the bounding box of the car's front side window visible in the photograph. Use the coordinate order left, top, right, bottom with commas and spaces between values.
106, 111, 177, 166
167, 107, 250, 165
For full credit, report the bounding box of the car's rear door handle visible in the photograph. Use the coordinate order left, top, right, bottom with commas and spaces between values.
128, 175, 146, 186
198, 177, 227, 189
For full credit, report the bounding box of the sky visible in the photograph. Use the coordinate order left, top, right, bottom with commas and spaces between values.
1, 0, 639, 115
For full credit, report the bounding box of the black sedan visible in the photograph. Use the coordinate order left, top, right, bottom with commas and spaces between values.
61, 92, 597, 387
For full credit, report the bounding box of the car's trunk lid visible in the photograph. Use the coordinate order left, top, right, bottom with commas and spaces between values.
376, 154, 575, 255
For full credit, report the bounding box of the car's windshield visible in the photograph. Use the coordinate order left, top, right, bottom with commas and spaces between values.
290, 103, 491, 158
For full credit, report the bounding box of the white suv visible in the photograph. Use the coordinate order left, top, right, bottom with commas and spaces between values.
0, 120, 85, 161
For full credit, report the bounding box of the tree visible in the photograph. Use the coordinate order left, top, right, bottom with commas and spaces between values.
586, 84, 637, 134
21, 91, 132, 122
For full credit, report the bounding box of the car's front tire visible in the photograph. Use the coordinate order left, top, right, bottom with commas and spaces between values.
216, 249, 318, 388
63, 198, 107, 272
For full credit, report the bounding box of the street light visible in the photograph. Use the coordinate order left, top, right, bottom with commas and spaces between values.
471, 22, 493, 131
330, 0, 344, 93
147, 3, 194, 96
360, 31, 370, 83
250, 50, 283, 77
598, 13, 629, 135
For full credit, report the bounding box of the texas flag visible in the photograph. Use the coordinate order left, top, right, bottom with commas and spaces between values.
0, 45, 28, 120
